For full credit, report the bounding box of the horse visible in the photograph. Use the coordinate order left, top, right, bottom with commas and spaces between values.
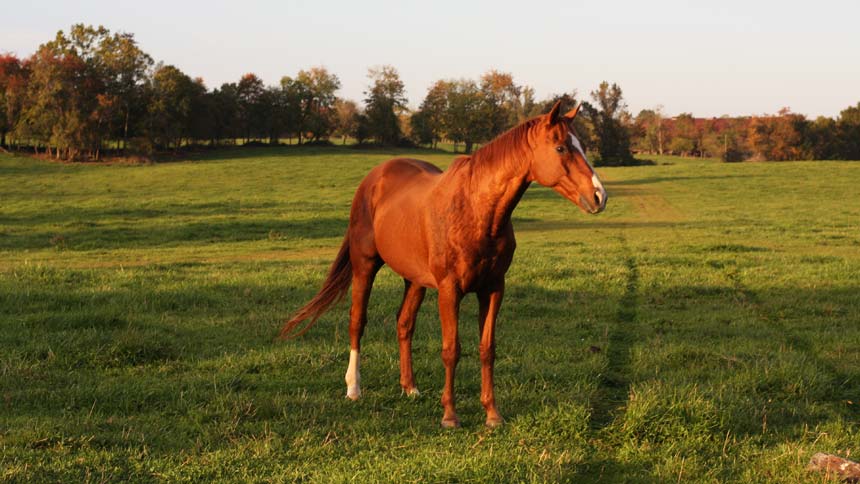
280, 100, 607, 428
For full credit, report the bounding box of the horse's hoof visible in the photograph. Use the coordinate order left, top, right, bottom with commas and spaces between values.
485, 416, 505, 428
346, 386, 361, 400
404, 387, 420, 397
440, 418, 461, 429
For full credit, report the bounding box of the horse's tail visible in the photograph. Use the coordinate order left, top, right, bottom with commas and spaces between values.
279, 233, 352, 339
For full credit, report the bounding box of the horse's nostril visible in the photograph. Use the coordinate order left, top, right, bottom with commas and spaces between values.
593, 192, 601, 207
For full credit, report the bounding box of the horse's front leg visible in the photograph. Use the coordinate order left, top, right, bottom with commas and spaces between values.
477, 282, 504, 427
437, 282, 462, 428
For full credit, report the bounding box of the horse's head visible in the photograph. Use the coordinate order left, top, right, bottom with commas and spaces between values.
528, 101, 607, 214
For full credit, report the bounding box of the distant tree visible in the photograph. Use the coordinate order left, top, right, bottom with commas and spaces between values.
479, 70, 521, 137
354, 113, 372, 145
363, 65, 407, 145
586, 81, 634, 165
633, 107, 666, 155
669, 113, 697, 156
412, 80, 450, 148
332, 98, 359, 144
803, 116, 838, 160
295, 67, 341, 142
187, 77, 214, 145
236, 73, 265, 143
836, 102, 860, 160
409, 109, 433, 147
146, 63, 195, 149
443, 79, 489, 153
520, 85, 538, 120
0, 54, 28, 148
210, 82, 239, 145
96, 30, 152, 152
747, 108, 806, 161
15, 27, 107, 159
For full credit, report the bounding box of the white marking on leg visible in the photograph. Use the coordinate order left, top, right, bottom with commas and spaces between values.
345, 349, 361, 400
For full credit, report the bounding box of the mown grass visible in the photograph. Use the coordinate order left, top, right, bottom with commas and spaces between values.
1, 146, 859, 482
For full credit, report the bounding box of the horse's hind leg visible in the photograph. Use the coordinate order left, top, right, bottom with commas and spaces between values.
397, 280, 426, 396
345, 252, 382, 400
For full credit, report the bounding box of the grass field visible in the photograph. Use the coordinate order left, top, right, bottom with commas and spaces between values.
1, 146, 859, 482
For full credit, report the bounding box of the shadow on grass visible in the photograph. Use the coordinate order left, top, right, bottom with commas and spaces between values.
3, 253, 859, 483
0, 216, 348, 250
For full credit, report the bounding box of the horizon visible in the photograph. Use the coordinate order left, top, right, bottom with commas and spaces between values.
3, 0, 858, 119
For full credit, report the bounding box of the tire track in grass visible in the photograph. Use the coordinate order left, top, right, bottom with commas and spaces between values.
591, 235, 640, 429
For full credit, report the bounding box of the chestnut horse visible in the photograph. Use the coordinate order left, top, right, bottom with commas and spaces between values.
281, 101, 607, 427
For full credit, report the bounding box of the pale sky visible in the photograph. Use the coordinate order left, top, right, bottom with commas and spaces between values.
3, 0, 858, 118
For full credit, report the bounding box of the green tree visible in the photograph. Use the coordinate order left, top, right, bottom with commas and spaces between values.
586, 82, 634, 165
443, 79, 489, 153
295, 67, 341, 142
236, 73, 265, 143
96, 30, 153, 152
836, 102, 860, 159
146, 64, 195, 149
412, 80, 450, 148
363, 65, 407, 145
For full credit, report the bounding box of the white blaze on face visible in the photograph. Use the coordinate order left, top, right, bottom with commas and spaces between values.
569, 133, 607, 207
345, 349, 361, 400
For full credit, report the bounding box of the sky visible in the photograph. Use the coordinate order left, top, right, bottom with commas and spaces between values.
2, 0, 859, 118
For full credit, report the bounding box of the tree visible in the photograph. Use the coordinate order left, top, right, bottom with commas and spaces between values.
295, 67, 341, 142
633, 107, 666, 155
587, 81, 634, 165
479, 70, 521, 137
332, 99, 359, 144
210, 82, 239, 145
747, 108, 806, 161
187, 77, 212, 145
15, 29, 101, 159
0, 54, 28, 148
443, 79, 489, 153
669, 113, 698, 156
146, 63, 195, 149
798, 116, 833, 160
96, 30, 153, 152
412, 80, 451, 148
363, 65, 407, 145
236, 73, 265, 143
836, 102, 860, 160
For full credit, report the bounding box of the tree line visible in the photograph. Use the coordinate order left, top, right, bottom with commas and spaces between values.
631, 105, 860, 162
1, 24, 858, 163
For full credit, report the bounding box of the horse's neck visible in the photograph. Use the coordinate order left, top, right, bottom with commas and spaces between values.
459, 152, 531, 237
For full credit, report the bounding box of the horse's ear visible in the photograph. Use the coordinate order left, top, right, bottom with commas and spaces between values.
546, 100, 562, 125
563, 102, 582, 121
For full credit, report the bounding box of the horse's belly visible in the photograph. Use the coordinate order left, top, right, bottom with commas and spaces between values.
373, 208, 436, 288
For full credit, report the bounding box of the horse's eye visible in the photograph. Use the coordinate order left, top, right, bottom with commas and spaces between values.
556, 146, 565, 153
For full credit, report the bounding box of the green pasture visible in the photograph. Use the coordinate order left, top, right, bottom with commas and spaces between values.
1, 146, 859, 482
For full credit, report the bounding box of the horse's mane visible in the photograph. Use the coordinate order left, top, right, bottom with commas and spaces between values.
449, 117, 542, 178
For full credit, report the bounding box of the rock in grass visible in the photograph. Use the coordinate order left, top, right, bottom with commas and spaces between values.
808, 453, 860, 482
